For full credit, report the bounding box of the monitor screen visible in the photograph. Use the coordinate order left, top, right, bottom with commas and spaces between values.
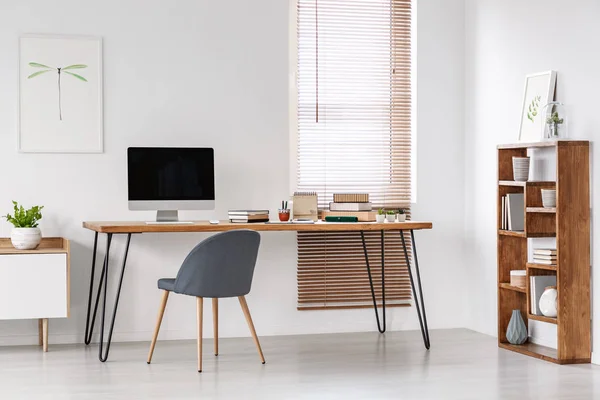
127, 147, 215, 201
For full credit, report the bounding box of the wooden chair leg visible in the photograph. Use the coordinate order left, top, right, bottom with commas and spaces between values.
212, 298, 218, 356
197, 297, 204, 372
147, 290, 170, 364
238, 296, 265, 364
42, 318, 48, 352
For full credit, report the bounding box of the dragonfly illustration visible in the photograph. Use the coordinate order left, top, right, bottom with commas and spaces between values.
28, 62, 88, 121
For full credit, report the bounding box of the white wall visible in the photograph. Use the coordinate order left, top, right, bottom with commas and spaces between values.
0, 0, 467, 346
465, 0, 600, 358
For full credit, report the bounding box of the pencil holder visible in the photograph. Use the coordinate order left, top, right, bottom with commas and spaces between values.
278, 209, 290, 222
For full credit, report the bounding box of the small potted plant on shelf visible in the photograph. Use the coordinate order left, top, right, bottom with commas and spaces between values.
397, 208, 406, 222
376, 209, 386, 223
3, 201, 44, 250
386, 210, 396, 222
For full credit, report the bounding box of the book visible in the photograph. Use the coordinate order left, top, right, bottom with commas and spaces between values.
533, 248, 557, 256
531, 259, 557, 265
228, 210, 269, 216
329, 202, 373, 212
506, 193, 524, 231
500, 196, 506, 230
532, 255, 557, 261
530, 275, 557, 315
333, 193, 369, 203
230, 217, 269, 223
319, 210, 376, 222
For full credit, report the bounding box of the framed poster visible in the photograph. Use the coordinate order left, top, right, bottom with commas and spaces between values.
19, 35, 103, 153
518, 71, 556, 142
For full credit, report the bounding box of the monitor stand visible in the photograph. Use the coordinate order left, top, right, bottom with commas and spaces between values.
144, 210, 194, 225
156, 210, 179, 222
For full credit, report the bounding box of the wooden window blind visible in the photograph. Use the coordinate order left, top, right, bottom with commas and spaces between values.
295, 0, 413, 310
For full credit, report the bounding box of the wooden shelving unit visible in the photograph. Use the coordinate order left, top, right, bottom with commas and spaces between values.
497, 140, 590, 364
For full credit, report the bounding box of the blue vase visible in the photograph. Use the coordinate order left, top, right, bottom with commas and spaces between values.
506, 310, 527, 345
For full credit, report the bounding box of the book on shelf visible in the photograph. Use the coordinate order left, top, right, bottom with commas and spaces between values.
228, 210, 270, 216
506, 193, 524, 231
532, 254, 557, 261
328, 202, 372, 212
333, 193, 369, 203
530, 275, 557, 315
501, 196, 506, 230
533, 248, 557, 256
531, 259, 557, 266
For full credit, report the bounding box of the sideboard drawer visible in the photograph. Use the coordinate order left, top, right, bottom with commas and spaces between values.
0, 254, 68, 320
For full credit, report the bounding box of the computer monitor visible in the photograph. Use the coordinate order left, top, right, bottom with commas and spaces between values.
127, 147, 215, 222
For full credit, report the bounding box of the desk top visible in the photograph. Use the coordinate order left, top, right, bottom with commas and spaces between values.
82, 220, 433, 234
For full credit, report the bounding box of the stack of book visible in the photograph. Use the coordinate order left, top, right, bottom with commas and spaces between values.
320, 193, 375, 222
533, 248, 557, 265
228, 210, 269, 223
500, 193, 524, 231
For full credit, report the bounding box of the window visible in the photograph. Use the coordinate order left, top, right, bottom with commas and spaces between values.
295, 0, 414, 310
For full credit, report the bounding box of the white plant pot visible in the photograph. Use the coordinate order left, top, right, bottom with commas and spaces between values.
397, 214, 406, 222
376, 214, 386, 223
11, 227, 42, 250
385, 215, 395, 222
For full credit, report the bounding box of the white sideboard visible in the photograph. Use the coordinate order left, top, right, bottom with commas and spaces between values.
0, 238, 70, 352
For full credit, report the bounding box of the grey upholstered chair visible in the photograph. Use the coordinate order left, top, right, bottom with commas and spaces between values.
146, 230, 265, 372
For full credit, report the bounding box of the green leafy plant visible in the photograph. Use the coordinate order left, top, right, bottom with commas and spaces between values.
3, 201, 44, 228
28, 62, 88, 121
546, 111, 564, 125
386, 210, 396, 215
526, 95, 541, 122
377, 208, 385, 215
398, 208, 406, 215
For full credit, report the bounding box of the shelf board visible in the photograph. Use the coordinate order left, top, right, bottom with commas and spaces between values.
527, 263, 557, 271
498, 283, 526, 293
498, 342, 560, 363
497, 140, 590, 149
528, 314, 557, 324
526, 207, 556, 213
498, 230, 555, 238
498, 180, 555, 187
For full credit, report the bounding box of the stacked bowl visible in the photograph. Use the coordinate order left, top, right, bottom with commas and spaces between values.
541, 189, 557, 208
512, 157, 530, 182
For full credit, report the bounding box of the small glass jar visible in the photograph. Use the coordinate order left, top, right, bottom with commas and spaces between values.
541, 102, 568, 140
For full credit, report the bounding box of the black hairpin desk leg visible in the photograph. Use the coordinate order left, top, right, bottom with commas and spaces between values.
84, 232, 133, 362
360, 230, 386, 333
401, 229, 430, 349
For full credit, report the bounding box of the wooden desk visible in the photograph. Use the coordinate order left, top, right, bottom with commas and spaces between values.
82, 220, 433, 362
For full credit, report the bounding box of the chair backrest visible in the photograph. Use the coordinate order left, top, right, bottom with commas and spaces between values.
173, 230, 261, 298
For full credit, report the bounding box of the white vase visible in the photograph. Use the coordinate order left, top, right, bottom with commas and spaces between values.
385, 214, 395, 222
376, 214, 385, 223
539, 286, 558, 318
11, 227, 42, 250
397, 214, 406, 222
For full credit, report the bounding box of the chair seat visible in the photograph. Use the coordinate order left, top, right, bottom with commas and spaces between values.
157, 278, 176, 292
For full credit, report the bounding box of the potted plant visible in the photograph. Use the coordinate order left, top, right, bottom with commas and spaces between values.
397, 208, 406, 222
386, 210, 396, 222
376, 209, 386, 223
3, 201, 44, 250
